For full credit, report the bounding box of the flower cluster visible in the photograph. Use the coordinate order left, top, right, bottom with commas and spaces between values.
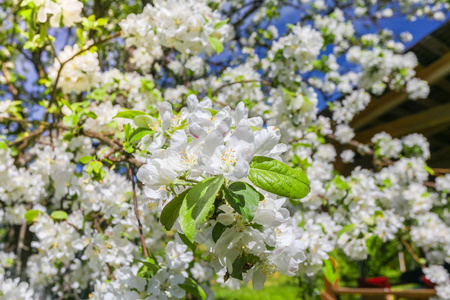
34, 0, 83, 27
120, 0, 234, 55
49, 44, 100, 94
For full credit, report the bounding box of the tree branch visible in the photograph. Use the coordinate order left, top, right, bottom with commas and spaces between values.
128, 166, 149, 258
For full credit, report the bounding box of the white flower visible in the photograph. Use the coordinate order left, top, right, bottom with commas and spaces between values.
48, 45, 100, 94
165, 241, 193, 270
406, 78, 430, 100
198, 125, 255, 180
341, 150, 355, 163
424, 265, 449, 285
147, 269, 186, 299
335, 124, 355, 144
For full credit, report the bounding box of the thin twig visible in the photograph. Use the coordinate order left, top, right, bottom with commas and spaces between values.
129, 166, 149, 258
211, 79, 271, 96
401, 238, 424, 268
16, 221, 27, 273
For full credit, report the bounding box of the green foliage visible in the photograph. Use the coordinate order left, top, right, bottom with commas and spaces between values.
113, 110, 147, 120
322, 259, 337, 284
85, 160, 106, 181
136, 257, 160, 279
179, 278, 206, 300
230, 253, 259, 280
248, 156, 310, 199
223, 182, 264, 222
337, 223, 356, 239
80, 156, 93, 164
208, 36, 224, 54
50, 210, 68, 220
160, 189, 190, 230
180, 176, 225, 242
24, 210, 42, 224
214, 18, 229, 30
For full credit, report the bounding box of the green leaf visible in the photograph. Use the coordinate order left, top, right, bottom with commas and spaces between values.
366, 235, 383, 256
214, 18, 229, 30
248, 156, 310, 199
113, 110, 146, 120
51, 210, 67, 220
136, 257, 160, 278
86, 161, 103, 174
323, 259, 337, 284
96, 18, 108, 26
424, 165, 435, 176
178, 232, 196, 252
337, 223, 355, 239
24, 210, 42, 224
123, 142, 134, 153
212, 222, 228, 243
332, 175, 349, 190
63, 114, 79, 128
179, 278, 206, 300
61, 98, 72, 111
230, 255, 245, 280
129, 128, 154, 143
80, 156, 93, 164
208, 36, 223, 54
205, 108, 218, 116
374, 210, 383, 218
134, 115, 156, 129
160, 189, 190, 231
84, 111, 97, 119
179, 176, 225, 242
223, 182, 264, 222
230, 253, 259, 280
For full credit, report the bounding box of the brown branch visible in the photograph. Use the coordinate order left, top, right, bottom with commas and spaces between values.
2, 117, 144, 167
9, 127, 46, 148
424, 181, 436, 189
128, 166, 149, 258
401, 238, 424, 269
15, 221, 27, 273
2, 63, 18, 96
211, 79, 271, 96
432, 168, 450, 175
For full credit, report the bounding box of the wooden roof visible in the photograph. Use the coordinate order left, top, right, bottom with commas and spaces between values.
327, 21, 450, 168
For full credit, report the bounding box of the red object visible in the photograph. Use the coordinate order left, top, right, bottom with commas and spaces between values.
358, 277, 391, 288
421, 276, 436, 289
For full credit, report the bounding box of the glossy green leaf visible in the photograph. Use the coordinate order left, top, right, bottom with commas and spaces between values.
323, 259, 337, 284
214, 18, 229, 30
129, 128, 154, 143
160, 189, 190, 231
223, 182, 264, 221
24, 210, 42, 224
337, 223, 355, 239
63, 114, 79, 128
248, 156, 310, 199
134, 115, 157, 129
51, 210, 68, 220
179, 278, 206, 300
212, 222, 228, 243
208, 36, 223, 54
113, 110, 146, 120
180, 176, 224, 242
80, 156, 93, 164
